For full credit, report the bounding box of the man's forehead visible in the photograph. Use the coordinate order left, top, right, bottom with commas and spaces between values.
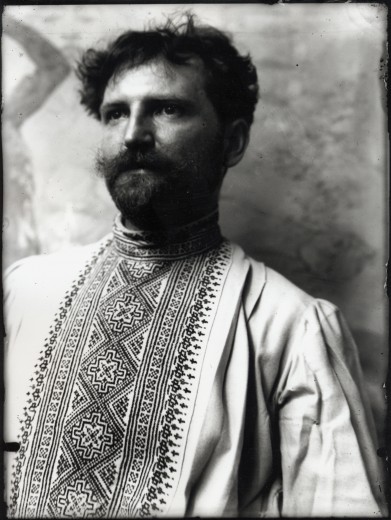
103, 57, 208, 101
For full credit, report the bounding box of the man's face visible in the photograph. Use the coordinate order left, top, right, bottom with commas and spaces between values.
96, 57, 226, 228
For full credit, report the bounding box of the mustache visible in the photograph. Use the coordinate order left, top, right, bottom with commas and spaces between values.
95, 148, 177, 180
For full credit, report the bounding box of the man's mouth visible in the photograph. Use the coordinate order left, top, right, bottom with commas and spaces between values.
114, 168, 155, 185
95, 149, 177, 185
119, 161, 158, 173
121, 167, 150, 174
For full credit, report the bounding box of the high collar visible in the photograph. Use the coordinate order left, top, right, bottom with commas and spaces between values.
112, 211, 223, 260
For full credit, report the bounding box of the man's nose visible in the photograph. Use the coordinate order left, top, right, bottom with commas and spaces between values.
124, 112, 154, 148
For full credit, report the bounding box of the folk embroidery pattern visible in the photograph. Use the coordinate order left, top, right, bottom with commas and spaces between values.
9, 239, 110, 518
10, 222, 232, 518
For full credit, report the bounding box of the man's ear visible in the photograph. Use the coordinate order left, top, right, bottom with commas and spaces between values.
223, 119, 249, 168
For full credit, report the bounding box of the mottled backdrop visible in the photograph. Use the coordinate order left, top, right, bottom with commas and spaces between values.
2, 4, 387, 443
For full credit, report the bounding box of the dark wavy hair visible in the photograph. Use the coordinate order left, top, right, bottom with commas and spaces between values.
76, 14, 259, 127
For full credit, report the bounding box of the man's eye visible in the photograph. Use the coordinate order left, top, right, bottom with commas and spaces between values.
104, 109, 127, 123
156, 104, 182, 117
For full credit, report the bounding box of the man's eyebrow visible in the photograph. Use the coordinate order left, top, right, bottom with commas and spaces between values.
148, 95, 191, 102
147, 97, 195, 110
99, 101, 127, 115
100, 96, 194, 110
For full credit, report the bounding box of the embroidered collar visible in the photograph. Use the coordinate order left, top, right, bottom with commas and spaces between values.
112, 211, 223, 260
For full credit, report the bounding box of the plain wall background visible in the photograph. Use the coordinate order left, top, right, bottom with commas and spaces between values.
2, 4, 387, 443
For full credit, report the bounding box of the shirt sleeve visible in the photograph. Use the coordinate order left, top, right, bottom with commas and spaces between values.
274, 299, 387, 517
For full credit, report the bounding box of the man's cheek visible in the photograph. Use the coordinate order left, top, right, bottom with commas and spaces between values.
101, 133, 120, 153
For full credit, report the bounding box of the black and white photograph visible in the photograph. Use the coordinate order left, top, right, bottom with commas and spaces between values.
2, 3, 388, 517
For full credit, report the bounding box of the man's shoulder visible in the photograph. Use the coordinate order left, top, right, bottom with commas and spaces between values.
4, 234, 112, 299
233, 246, 341, 338
237, 248, 343, 372
234, 246, 315, 318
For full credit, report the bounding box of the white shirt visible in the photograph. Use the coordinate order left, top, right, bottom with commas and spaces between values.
4, 233, 387, 517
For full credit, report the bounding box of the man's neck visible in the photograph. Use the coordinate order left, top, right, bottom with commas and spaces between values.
123, 201, 219, 234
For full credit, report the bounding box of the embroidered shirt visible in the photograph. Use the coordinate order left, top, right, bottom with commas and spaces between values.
4, 215, 387, 517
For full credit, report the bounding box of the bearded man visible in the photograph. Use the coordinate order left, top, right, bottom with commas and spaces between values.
4, 16, 387, 518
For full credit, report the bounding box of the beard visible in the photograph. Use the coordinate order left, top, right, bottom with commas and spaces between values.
95, 147, 187, 228
95, 139, 225, 229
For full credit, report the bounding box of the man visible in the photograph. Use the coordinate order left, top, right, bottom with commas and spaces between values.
4, 15, 387, 518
